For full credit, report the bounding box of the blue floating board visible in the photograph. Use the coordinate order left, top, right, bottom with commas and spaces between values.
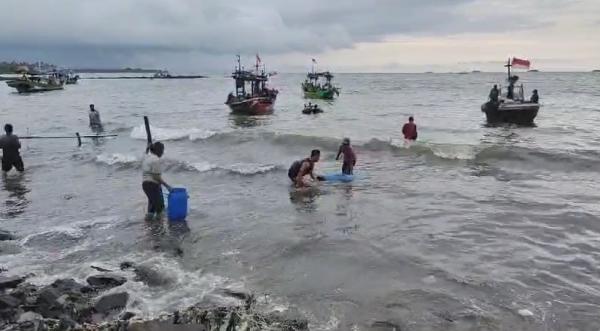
320, 172, 356, 182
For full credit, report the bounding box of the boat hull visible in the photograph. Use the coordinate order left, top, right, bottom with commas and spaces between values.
6, 80, 64, 93
481, 101, 539, 124
226, 97, 275, 115
303, 89, 336, 100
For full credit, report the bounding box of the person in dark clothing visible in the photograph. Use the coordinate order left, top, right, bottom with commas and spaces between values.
142, 142, 172, 220
0, 124, 24, 173
288, 149, 320, 188
402, 117, 418, 141
336, 138, 356, 175
489, 85, 499, 103
530, 89, 539, 103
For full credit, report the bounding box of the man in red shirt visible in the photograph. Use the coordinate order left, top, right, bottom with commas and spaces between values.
402, 116, 417, 141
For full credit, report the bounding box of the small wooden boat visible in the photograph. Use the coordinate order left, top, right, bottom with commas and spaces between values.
482, 58, 540, 125
225, 56, 278, 115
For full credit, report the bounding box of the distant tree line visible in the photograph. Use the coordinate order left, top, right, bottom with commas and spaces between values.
0, 61, 57, 74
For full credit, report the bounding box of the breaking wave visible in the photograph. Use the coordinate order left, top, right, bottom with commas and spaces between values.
94, 153, 282, 176
130, 125, 216, 141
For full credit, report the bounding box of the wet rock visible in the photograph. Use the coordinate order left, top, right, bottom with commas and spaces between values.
129, 321, 207, 331
119, 311, 136, 321
94, 292, 128, 315
11, 283, 38, 307
120, 262, 172, 287
0, 294, 20, 309
0, 275, 25, 289
91, 265, 113, 272
35, 287, 63, 318
50, 278, 92, 295
221, 289, 255, 310
0, 230, 15, 241
17, 311, 43, 323
87, 274, 127, 290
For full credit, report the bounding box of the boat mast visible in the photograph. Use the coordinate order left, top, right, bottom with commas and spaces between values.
505, 57, 512, 81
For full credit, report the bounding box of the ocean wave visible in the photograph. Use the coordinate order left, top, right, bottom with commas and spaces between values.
181, 161, 281, 176
96, 153, 139, 166
130, 125, 216, 141
95, 153, 281, 176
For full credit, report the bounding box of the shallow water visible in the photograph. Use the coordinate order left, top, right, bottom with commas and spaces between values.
1, 72, 600, 330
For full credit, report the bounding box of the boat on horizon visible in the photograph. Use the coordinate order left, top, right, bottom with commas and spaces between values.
6, 72, 64, 93
225, 56, 278, 115
481, 58, 540, 125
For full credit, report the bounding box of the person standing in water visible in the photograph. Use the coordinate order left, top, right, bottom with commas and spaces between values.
288, 149, 320, 188
142, 142, 172, 220
0, 124, 24, 174
336, 138, 356, 175
88, 104, 102, 128
402, 116, 418, 141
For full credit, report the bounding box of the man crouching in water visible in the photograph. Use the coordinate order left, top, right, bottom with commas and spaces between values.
288, 149, 320, 188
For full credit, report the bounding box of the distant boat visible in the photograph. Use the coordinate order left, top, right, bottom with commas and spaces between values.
592, 70, 600, 73
471, 70, 482, 73
457, 71, 469, 74
6, 72, 64, 93
302, 70, 340, 100
152, 70, 205, 79
528, 69, 540, 72
225, 56, 278, 115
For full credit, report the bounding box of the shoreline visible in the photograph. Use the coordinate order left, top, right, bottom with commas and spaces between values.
0, 270, 309, 331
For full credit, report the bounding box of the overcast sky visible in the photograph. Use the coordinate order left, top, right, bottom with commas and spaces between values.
0, 0, 598, 72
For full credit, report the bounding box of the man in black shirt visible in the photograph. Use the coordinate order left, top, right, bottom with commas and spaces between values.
0, 124, 24, 173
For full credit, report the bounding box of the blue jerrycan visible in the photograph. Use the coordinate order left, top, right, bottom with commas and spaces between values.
167, 188, 188, 222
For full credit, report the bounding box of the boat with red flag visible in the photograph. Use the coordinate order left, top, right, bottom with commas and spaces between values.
481, 57, 540, 125
225, 55, 278, 115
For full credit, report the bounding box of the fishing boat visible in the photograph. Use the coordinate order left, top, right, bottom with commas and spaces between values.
225, 56, 278, 115
58, 70, 80, 84
6, 72, 64, 93
302, 60, 339, 100
302, 71, 339, 100
481, 58, 540, 125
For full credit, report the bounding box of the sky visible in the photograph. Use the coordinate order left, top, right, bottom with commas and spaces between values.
0, 0, 598, 73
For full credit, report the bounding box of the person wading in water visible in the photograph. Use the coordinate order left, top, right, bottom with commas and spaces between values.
336, 138, 356, 175
142, 142, 172, 220
0, 124, 24, 174
402, 116, 418, 141
288, 149, 321, 188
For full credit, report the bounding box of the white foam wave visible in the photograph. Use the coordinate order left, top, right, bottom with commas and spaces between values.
116, 254, 239, 319
225, 163, 279, 175
188, 161, 217, 173
96, 153, 138, 166
131, 125, 216, 141
184, 162, 279, 175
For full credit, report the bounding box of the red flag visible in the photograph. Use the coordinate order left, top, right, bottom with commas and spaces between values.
511, 57, 530, 69
256, 54, 261, 63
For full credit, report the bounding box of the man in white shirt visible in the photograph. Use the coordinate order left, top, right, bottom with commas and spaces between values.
142, 142, 171, 220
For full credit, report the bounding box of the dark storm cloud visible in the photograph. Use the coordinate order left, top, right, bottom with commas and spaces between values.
0, 0, 561, 68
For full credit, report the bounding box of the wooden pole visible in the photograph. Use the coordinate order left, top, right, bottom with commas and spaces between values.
144, 116, 152, 153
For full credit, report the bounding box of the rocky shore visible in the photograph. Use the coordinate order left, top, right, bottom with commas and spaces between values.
0, 262, 309, 331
